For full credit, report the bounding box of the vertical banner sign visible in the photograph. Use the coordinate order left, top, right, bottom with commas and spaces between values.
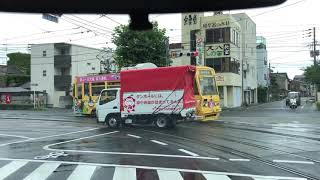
196, 34, 204, 65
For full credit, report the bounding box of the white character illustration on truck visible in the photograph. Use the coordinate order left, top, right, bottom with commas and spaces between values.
96, 65, 196, 128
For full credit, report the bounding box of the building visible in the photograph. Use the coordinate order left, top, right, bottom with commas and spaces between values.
270, 72, 289, 99
290, 75, 311, 97
256, 36, 269, 87
31, 43, 103, 108
0, 65, 6, 87
0, 65, 6, 75
169, 43, 186, 66
179, 12, 257, 107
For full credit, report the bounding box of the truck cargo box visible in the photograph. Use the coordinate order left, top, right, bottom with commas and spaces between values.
120, 66, 196, 116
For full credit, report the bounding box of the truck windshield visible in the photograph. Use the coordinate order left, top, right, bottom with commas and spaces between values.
99, 90, 117, 105
199, 77, 218, 96
288, 93, 299, 99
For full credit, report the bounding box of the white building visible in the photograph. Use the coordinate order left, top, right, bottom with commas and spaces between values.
232, 13, 258, 105
256, 36, 269, 87
31, 43, 103, 107
178, 12, 258, 107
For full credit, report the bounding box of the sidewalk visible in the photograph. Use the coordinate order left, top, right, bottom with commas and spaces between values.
222, 102, 269, 111
0, 109, 97, 124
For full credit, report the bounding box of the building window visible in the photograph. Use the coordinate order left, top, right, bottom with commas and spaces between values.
264, 74, 267, 80
243, 71, 247, 79
42, 70, 46, 77
92, 67, 95, 71
264, 57, 267, 65
235, 32, 240, 47
42, 51, 47, 57
190, 30, 197, 51
205, 27, 230, 43
205, 58, 240, 74
218, 86, 224, 99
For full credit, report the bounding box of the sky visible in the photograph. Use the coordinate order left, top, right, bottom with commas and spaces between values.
0, 0, 319, 79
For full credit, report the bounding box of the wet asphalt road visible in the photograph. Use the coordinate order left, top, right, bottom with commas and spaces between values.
0, 98, 319, 180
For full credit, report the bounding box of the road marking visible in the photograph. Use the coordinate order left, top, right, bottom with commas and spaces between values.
272, 160, 314, 164
229, 158, 250, 162
44, 131, 220, 161
0, 161, 28, 179
113, 167, 136, 180
0, 133, 31, 139
150, 140, 168, 146
67, 165, 96, 180
202, 173, 232, 180
23, 162, 60, 180
43, 131, 119, 150
0, 158, 307, 180
157, 169, 183, 180
127, 134, 141, 138
301, 105, 305, 109
0, 127, 100, 147
178, 149, 199, 156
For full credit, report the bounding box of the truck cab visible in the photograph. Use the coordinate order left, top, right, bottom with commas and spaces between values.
96, 88, 121, 127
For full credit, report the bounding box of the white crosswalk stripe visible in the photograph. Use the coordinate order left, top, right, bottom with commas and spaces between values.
0, 159, 308, 180
23, 162, 60, 180
67, 165, 96, 180
157, 169, 184, 180
0, 161, 28, 179
202, 173, 232, 180
113, 167, 136, 180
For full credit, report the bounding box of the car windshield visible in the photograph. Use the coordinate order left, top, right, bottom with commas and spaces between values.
1, 1, 320, 179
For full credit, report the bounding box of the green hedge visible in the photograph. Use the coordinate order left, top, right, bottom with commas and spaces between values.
316, 102, 320, 111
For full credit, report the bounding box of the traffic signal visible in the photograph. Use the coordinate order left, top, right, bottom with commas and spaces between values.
187, 51, 199, 57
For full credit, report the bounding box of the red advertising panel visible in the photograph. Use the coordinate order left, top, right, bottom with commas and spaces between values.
120, 66, 196, 112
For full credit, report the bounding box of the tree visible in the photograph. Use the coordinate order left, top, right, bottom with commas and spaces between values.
270, 76, 280, 100
304, 65, 320, 88
257, 85, 268, 103
7, 52, 31, 75
112, 22, 168, 69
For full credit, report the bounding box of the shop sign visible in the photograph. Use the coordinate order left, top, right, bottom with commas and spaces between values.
206, 44, 231, 58
202, 21, 230, 29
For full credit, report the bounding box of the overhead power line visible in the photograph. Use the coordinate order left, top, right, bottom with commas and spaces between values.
101, 15, 123, 25
69, 15, 114, 32
61, 16, 113, 38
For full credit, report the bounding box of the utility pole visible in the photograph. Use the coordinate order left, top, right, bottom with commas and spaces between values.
313, 27, 317, 66
310, 27, 318, 100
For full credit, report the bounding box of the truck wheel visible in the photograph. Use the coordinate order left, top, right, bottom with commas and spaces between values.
105, 115, 119, 128
155, 116, 168, 128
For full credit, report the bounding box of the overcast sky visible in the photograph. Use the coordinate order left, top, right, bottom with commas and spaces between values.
0, 0, 319, 79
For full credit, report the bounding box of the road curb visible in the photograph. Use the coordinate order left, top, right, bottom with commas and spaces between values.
1, 116, 96, 124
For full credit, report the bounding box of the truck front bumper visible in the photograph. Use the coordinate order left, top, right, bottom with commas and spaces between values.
195, 113, 220, 121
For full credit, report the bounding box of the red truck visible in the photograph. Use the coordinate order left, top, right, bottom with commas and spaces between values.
96, 65, 196, 128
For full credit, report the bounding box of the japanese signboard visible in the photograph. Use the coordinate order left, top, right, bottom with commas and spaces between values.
216, 75, 224, 82
77, 74, 120, 83
183, 14, 198, 26
202, 21, 230, 29
196, 35, 204, 65
123, 90, 184, 114
206, 44, 231, 58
